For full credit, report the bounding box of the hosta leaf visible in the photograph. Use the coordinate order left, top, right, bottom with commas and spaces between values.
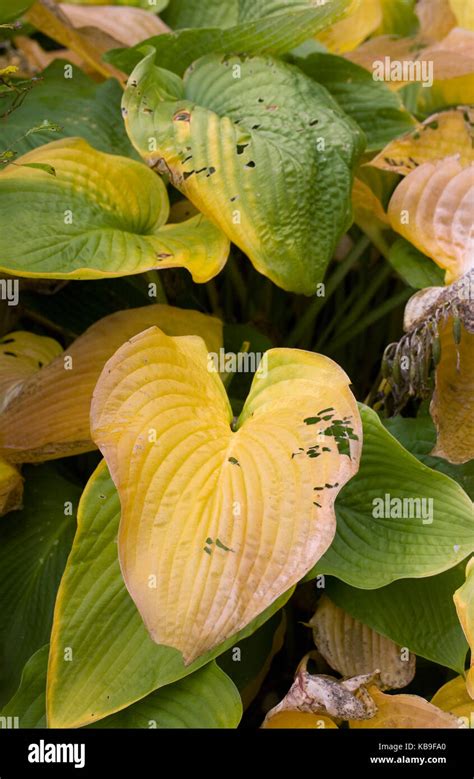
0, 330, 62, 412
310, 595, 415, 688
416, 0, 456, 42
122, 52, 364, 294
163, 0, 238, 29
262, 711, 337, 728
294, 52, 415, 151
376, 0, 418, 37
326, 564, 469, 674
59, 3, 169, 47
0, 61, 137, 159
351, 177, 390, 257
0, 0, 34, 23
308, 405, 474, 588
431, 676, 474, 725
4, 646, 242, 729
453, 557, 474, 698
388, 238, 446, 289
105, 0, 352, 74
0, 304, 222, 462
0, 138, 229, 281
0, 465, 79, 706
315, 0, 382, 55
60, 0, 169, 8
388, 157, 474, 284
91, 330, 361, 663
0, 459, 22, 516
370, 109, 474, 175
47, 460, 294, 728
349, 686, 461, 728
383, 415, 474, 499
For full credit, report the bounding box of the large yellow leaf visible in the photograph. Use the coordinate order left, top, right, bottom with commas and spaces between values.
0, 138, 229, 281
0, 305, 222, 462
59, 3, 169, 47
352, 176, 390, 256
316, 0, 382, 55
454, 557, 474, 699
388, 157, 474, 284
0, 330, 62, 412
370, 108, 474, 175
91, 330, 362, 663
431, 675, 474, 725
0, 458, 23, 516
350, 686, 461, 728
262, 711, 337, 729
310, 596, 415, 689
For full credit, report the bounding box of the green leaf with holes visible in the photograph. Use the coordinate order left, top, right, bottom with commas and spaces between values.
122, 51, 364, 294
2, 645, 242, 728
105, 0, 352, 74
326, 563, 469, 674
0, 137, 229, 281
0, 465, 79, 706
47, 461, 292, 728
307, 405, 474, 588
293, 52, 416, 151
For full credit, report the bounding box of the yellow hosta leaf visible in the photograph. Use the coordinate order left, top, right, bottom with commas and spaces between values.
316, 0, 382, 55
262, 711, 337, 729
417, 0, 457, 42
59, 3, 169, 47
454, 558, 474, 699
0, 305, 222, 462
370, 109, 474, 175
0, 331, 62, 412
431, 676, 474, 725
350, 686, 461, 728
449, 0, 474, 30
352, 176, 390, 255
388, 157, 474, 284
310, 596, 415, 689
0, 459, 22, 516
345, 36, 424, 89
91, 331, 362, 663
0, 138, 229, 282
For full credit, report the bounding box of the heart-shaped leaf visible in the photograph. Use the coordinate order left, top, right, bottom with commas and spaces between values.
0, 138, 229, 281
91, 330, 362, 663
122, 51, 364, 294
0, 304, 222, 462
47, 460, 293, 727
388, 156, 474, 284
309, 405, 474, 587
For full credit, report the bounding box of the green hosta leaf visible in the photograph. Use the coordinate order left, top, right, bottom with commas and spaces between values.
122, 51, 364, 294
376, 0, 419, 36
388, 238, 446, 290
384, 415, 474, 501
308, 405, 474, 588
0, 0, 34, 24
163, 0, 239, 29
293, 52, 416, 151
1, 62, 137, 159
326, 564, 469, 674
3, 646, 242, 729
0, 465, 79, 706
0, 137, 229, 281
47, 461, 292, 728
105, 0, 352, 74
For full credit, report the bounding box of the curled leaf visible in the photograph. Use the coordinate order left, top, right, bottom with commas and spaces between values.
310, 595, 415, 689
0, 330, 62, 412
0, 138, 230, 281
0, 305, 222, 462
91, 330, 362, 662
59, 3, 169, 47
122, 51, 364, 295
388, 156, 474, 284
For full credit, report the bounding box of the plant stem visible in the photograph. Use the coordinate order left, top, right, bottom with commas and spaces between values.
283, 234, 370, 347
328, 289, 411, 352
227, 255, 247, 312
333, 262, 392, 336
